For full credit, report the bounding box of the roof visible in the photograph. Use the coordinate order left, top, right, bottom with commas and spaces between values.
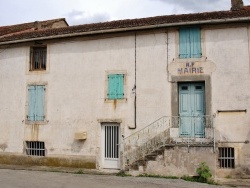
0, 18, 68, 38
1, 7, 250, 44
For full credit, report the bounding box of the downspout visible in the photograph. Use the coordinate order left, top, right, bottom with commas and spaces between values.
129, 32, 137, 129
248, 26, 250, 74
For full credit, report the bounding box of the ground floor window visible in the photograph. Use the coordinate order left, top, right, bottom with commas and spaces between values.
218, 147, 235, 168
26, 141, 45, 156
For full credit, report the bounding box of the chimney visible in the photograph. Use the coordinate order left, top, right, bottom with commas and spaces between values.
34, 21, 41, 30
231, 0, 244, 11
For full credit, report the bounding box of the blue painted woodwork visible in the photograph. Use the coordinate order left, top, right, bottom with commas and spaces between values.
179, 27, 202, 58
108, 74, 124, 99
28, 85, 45, 121
179, 83, 205, 137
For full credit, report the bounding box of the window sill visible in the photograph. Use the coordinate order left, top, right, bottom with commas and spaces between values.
25, 120, 48, 125
104, 98, 127, 103
174, 57, 206, 63
27, 70, 49, 75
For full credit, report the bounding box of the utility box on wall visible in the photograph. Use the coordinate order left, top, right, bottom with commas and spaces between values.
74, 132, 87, 140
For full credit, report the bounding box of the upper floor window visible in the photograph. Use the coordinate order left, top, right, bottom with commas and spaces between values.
30, 47, 47, 71
27, 85, 45, 122
179, 27, 202, 59
108, 74, 124, 100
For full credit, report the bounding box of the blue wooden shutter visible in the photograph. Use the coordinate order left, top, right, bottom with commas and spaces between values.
28, 86, 36, 121
190, 27, 202, 58
108, 75, 116, 99
179, 28, 190, 58
116, 74, 124, 99
108, 74, 124, 99
36, 86, 45, 121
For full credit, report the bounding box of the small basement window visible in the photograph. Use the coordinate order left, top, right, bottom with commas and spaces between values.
219, 147, 235, 168
26, 141, 45, 156
30, 47, 47, 71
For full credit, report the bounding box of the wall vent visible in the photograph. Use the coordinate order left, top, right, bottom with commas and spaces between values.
25, 141, 45, 156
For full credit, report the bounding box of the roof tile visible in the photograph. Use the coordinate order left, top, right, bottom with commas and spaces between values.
1, 8, 250, 43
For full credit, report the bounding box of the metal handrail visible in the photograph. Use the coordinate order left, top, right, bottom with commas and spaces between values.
123, 115, 215, 167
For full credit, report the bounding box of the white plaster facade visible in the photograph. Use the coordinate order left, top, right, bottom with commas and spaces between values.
0, 7, 250, 178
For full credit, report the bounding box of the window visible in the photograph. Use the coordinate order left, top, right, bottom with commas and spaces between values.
27, 85, 45, 122
179, 27, 202, 59
219, 147, 235, 168
30, 47, 47, 71
26, 141, 45, 156
108, 74, 124, 100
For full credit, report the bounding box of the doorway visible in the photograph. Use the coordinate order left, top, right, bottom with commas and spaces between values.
101, 123, 120, 169
178, 82, 206, 137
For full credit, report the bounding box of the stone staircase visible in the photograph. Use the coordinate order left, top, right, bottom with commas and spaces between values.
123, 115, 215, 171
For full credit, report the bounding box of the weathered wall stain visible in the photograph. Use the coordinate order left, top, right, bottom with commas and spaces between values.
0, 154, 96, 169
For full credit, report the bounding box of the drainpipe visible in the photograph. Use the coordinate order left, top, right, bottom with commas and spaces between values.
129, 32, 137, 129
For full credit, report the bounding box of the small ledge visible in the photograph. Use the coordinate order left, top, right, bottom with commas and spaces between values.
97, 119, 122, 123
217, 109, 247, 113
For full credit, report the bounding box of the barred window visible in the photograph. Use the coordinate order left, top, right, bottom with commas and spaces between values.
219, 147, 235, 168
30, 47, 47, 71
26, 141, 45, 156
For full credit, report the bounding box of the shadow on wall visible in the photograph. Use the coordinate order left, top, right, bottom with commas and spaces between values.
236, 130, 250, 178
0, 143, 7, 152
71, 140, 85, 153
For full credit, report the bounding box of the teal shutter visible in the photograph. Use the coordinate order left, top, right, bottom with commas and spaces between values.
190, 27, 202, 58
108, 75, 116, 99
36, 86, 45, 121
116, 74, 124, 99
108, 74, 124, 99
179, 28, 190, 58
179, 27, 201, 58
28, 86, 36, 121
28, 85, 45, 121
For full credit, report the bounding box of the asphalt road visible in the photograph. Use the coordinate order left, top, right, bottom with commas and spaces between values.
0, 169, 229, 188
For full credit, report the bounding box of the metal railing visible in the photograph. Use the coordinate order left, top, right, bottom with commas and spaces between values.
123, 115, 215, 166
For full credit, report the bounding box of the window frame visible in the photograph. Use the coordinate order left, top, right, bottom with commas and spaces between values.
26, 83, 47, 125
29, 46, 47, 71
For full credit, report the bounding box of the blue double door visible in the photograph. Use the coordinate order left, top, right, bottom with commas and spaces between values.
178, 82, 206, 137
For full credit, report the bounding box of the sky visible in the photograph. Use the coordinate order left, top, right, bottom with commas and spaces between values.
1, 0, 250, 26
